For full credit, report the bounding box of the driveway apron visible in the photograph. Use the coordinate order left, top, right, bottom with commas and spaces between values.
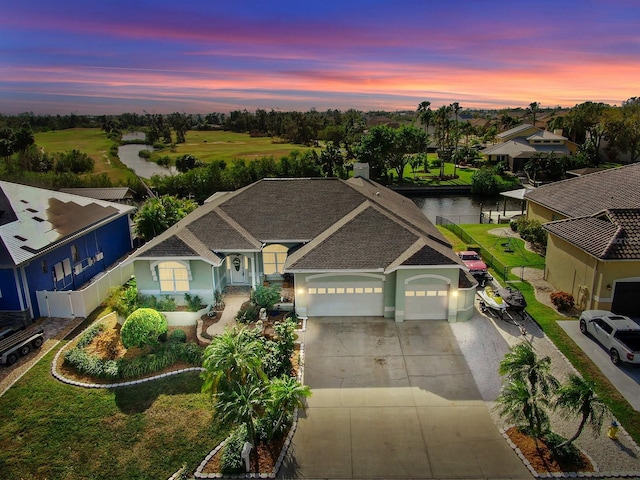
279, 317, 531, 479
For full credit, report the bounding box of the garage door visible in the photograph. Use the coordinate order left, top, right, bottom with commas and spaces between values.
404, 285, 449, 320
306, 281, 384, 316
612, 282, 640, 319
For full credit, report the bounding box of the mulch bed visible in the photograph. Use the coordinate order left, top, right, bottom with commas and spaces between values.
200, 434, 287, 475
506, 427, 594, 473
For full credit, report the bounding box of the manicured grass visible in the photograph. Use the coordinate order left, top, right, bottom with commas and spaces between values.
152, 130, 318, 164
448, 225, 640, 445
459, 224, 546, 269
0, 341, 224, 479
34, 128, 132, 183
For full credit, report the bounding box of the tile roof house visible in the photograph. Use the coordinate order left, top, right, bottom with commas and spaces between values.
482, 124, 578, 174
523, 163, 640, 318
128, 173, 478, 322
0, 181, 136, 324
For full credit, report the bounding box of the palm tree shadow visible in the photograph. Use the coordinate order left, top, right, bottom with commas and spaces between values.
114, 371, 203, 414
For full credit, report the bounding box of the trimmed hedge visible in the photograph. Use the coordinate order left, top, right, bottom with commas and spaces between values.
64, 339, 203, 381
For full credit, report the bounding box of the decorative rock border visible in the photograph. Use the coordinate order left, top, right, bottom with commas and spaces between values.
51, 342, 205, 389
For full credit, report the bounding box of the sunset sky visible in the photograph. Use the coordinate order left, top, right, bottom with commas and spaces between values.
1, 0, 639, 114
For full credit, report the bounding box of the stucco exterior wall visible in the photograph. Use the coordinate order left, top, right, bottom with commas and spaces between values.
526, 202, 566, 224
593, 262, 640, 310
545, 235, 596, 309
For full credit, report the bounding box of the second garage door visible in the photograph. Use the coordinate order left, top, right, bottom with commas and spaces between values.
404, 285, 449, 320
612, 282, 640, 319
306, 280, 384, 317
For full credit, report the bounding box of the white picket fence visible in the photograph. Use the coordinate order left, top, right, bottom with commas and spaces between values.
36, 262, 134, 318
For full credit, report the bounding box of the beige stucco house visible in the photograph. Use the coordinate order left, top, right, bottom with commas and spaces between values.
524, 163, 640, 317
482, 124, 578, 174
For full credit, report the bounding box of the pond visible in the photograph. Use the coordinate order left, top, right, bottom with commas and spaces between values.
414, 194, 526, 224
118, 144, 176, 178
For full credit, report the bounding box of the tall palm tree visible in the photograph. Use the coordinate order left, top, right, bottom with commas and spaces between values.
417, 101, 432, 134
215, 380, 266, 448
497, 342, 558, 447
528, 102, 540, 127
554, 374, 610, 447
495, 378, 551, 445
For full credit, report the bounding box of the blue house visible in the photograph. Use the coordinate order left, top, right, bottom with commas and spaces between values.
0, 181, 136, 324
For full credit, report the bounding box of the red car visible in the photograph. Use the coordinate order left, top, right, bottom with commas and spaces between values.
457, 251, 491, 283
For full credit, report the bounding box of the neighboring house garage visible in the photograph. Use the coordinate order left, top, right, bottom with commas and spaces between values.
612, 281, 640, 319
127, 167, 478, 322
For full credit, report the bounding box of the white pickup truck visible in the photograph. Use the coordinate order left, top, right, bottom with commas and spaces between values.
579, 310, 640, 365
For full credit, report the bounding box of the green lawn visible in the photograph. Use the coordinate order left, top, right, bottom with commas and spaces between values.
34, 128, 131, 182
458, 224, 546, 269
152, 130, 318, 164
0, 342, 224, 479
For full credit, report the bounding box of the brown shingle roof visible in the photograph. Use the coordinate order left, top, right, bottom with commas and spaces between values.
220, 178, 365, 241
525, 163, 640, 218
286, 204, 419, 270
130, 176, 465, 271
544, 208, 640, 260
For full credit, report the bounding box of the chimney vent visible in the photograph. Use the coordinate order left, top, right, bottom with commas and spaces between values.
353, 163, 369, 180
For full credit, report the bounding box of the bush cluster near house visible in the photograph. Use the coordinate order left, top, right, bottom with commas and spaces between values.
550, 291, 575, 311
201, 318, 309, 474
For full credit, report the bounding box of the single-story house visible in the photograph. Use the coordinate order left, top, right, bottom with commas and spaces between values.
482, 124, 577, 173
127, 167, 478, 322
524, 163, 640, 317
0, 181, 136, 323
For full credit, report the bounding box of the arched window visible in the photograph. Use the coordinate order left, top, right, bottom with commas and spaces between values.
262, 244, 288, 275
155, 261, 190, 292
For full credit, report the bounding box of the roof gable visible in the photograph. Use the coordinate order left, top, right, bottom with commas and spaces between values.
544, 208, 640, 260
525, 163, 640, 218
286, 204, 420, 270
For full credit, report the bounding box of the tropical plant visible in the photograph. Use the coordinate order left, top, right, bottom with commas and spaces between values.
251, 284, 281, 311
267, 375, 311, 438
184, 293, 203, 312
497, 342, 559, 446
471, 167, 499, 196
495, 377, 551, 442
120, 308, 168, 349
554, 374, 610, 447
201, 327, 266, 395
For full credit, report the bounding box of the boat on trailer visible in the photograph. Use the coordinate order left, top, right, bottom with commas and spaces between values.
498, 287, 527, 312
478, 286, 507, 314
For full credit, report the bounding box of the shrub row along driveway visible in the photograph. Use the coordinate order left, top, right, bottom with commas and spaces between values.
280, 317, 531, 479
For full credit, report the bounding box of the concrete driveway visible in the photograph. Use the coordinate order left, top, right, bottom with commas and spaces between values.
558, 320, 640, 411
279, 317, 531, 479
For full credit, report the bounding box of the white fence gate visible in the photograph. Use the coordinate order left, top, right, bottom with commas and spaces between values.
36, 262, 134, 318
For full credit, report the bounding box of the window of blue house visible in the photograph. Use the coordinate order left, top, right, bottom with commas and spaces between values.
263, 244, 288, 275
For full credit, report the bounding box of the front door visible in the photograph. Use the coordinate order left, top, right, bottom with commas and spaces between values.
229, 255, 246, 284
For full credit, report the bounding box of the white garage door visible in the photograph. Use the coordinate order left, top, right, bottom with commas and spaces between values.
404, 285, 449, 320
306, 281, 384, 316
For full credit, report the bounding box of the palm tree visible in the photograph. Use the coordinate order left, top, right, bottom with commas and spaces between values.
528, 102, 540, 127
498, 342, 559, 399
417, 101, 432, 134
215, 379, 266, 448
497, 342, 558, 447
201, 327, 266, 395
554, 374, 610, 447
268, 376, 312, 438
495, 378, 551, 444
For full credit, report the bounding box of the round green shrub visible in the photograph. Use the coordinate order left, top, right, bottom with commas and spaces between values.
121, 308, 168, 349
169, 329, 187, 343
